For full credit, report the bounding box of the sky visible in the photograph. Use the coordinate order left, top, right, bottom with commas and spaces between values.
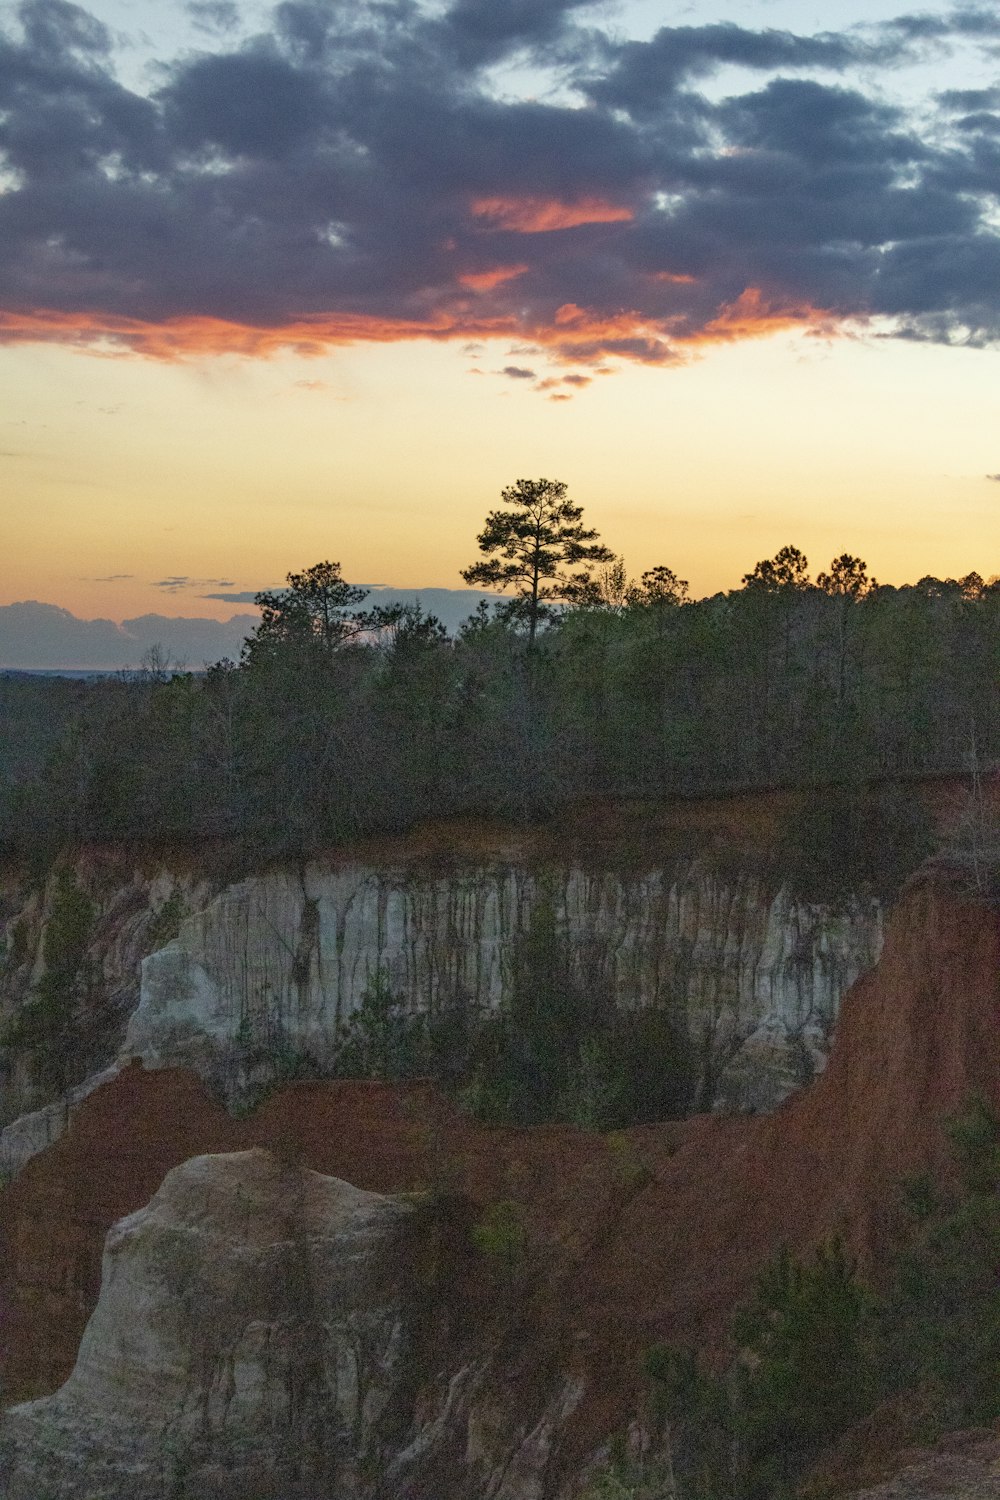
2, 0, 1000, 665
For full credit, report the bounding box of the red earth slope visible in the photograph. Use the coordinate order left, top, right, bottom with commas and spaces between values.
1, 869, 997, 1487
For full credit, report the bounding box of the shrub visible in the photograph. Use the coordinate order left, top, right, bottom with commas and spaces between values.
147, 887, 189, 948
732, 1238, 873, 1498
332, 968, 428, 1079
878, 1097, 1000, 1427
2, 867, 95, 1094
471, 1199, 527, 1268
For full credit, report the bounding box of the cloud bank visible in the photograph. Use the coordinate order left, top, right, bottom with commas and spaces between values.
0, 601, 258, 669
0, 587, 502, 667
1, 0, 1000, 365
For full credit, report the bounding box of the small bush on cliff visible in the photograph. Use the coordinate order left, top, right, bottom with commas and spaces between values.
877, 1095, 1000, 1429
146, 887, 189, 948
645, 1345, 733, 1499
332, 969, 430, 1079
1, 867, 95, 1096
578, 1441, 678, 1499
647, 1238, 873, 1500
471, 1198, 527, 1269
732, 1238, 874, 1498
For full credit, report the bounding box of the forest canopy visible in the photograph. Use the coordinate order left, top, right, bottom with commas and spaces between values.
0, 489, 996, 860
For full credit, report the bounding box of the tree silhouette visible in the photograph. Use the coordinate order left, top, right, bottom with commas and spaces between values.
461, 478, 613, 645
742, 544, 811, 593
816, 553, 876, 597
244, 561, 369, 663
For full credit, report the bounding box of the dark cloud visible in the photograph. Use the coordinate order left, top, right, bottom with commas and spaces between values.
987, 473, 1000, 481
0, 600, 257, 669
500, 364, 536, 378
890, 7, 1000, 42
953, 112, 1000, 134
580, 23, 869, 117
186, 1, 240, 35
1, 0, 1000, 362
938, 86, 1000, 111
203, 590, 272, 602
354, 585, 504, 631
436, 0, 599, 67
153, 576, 237, 591
90, 572, 133, 581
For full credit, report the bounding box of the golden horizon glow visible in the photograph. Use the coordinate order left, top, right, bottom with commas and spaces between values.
3, 323, 998, 635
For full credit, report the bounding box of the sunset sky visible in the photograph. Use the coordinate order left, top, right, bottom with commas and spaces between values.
3, 0, 1000, 663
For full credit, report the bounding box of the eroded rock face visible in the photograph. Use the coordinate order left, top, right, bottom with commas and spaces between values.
0, 813, 885, 1182
2, 876, 998, 1499
0, 1149, 418, 1499
845, 1430, 1000, 1500
0, 857, 215, 1177
126, 861, 882, 1111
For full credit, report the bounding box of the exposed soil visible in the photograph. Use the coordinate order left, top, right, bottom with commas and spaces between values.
1, 867, 998, 1492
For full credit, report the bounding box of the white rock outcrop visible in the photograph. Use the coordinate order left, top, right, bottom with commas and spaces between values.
124, 860, 882, 1109
0, 1149, 417, 1498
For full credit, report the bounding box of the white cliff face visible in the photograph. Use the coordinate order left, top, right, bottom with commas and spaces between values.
0, 848, 885, 1177
0, 1150, 418, 1499
124, 859, 882, 1110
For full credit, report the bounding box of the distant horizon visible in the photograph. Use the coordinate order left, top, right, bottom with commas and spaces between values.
2, 560, 993, 671
0, 587, 502, 671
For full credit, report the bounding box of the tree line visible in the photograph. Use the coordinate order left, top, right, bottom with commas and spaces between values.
0, 477, 996, 857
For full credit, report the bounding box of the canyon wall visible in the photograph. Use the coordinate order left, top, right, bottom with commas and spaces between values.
127, 858, 881, 1112
0, 807, 886, 1178
1, 869, 996, 1499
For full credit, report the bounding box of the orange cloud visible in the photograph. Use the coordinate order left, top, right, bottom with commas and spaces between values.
458, 263, 529, 291
0, 285, 848, 367
693, 286, 839, 343
537, 372, 592, 391
470, 196, 634, 232
0, 307, 521, 359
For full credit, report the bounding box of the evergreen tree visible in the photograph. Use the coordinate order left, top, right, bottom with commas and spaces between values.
462, 478, 613, 645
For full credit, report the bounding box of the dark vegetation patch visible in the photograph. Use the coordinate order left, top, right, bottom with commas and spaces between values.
585, 1096, 1000, 1500
0, 559, 995, 881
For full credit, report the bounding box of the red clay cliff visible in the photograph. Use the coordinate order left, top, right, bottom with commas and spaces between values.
1, 866, 997, 1490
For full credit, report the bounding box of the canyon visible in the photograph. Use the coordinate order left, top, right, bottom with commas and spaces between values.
0, 841, 995, 1493
0, 798, 884, 1177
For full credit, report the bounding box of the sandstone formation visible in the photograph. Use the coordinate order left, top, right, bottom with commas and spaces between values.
1, 869, 997, 1498
127, 859, 879, 1110
1, 802, 885, 1178
1, 1150, 419, 1498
